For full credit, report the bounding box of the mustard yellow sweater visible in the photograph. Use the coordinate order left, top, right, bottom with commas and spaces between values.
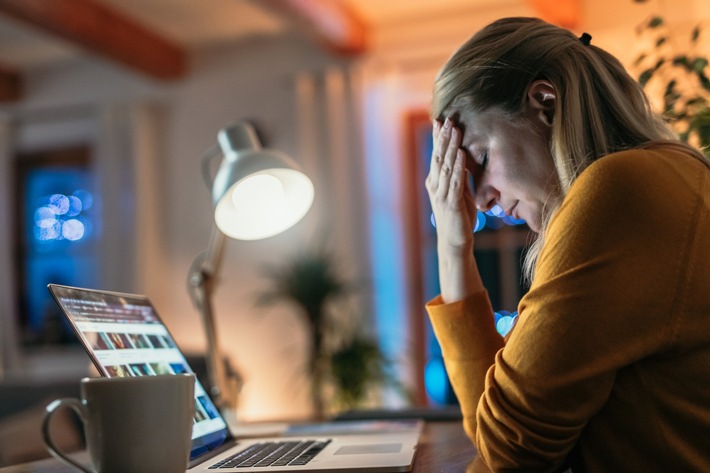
426, 148, 710, 472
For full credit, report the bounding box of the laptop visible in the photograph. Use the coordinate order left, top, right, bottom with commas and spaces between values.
48, 284, 421, 472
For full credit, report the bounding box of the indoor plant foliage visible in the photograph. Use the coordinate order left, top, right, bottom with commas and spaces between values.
330, 335, 390, 411
257, 246, 391, 418
634, 12, 710, 154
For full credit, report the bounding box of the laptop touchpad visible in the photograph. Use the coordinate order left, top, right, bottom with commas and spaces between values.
335, 444, 402, 455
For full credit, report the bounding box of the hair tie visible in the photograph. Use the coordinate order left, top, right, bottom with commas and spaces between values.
579, 32, 592, 46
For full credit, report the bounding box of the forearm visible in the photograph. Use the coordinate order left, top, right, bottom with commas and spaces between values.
426, 293, 503, 439
437, 244, 485, 303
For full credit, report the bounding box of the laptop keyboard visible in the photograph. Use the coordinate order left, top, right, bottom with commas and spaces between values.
209, 440, 332, 469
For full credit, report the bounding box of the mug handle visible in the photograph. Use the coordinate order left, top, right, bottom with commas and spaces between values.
42, 398, 93, 473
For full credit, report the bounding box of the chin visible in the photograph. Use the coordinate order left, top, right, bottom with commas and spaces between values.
524, 212, 541, 233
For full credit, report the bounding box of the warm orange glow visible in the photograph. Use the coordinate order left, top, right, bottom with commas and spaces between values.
261, 0, 368, 56
525, 0, 581, 29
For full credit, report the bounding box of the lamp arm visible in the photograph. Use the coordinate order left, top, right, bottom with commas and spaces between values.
188, 225, 240, 412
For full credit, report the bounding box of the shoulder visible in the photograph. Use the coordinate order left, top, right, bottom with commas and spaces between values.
570, 147, 705, 200
541, 146, 708, 273
556, 147, 706, 223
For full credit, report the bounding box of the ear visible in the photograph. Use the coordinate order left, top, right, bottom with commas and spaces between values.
527, 80, 556, 127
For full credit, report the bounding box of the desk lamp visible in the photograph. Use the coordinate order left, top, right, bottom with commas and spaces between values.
188, 122, 314, 416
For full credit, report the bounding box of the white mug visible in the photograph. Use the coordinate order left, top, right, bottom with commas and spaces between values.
42, 374, 195, 473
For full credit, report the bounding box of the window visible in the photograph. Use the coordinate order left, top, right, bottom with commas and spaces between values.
14, 146, 100, 346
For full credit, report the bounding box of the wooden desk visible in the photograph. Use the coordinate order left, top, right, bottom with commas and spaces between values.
0, 421, 487, 473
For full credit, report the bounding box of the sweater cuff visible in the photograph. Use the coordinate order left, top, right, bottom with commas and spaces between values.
425, 291, 500, 361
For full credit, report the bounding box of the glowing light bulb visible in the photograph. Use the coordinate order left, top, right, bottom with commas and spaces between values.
231, 174, 287, 222
232, 174, 284, 203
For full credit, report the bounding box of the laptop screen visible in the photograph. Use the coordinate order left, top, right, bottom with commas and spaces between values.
48, 284, 232, 459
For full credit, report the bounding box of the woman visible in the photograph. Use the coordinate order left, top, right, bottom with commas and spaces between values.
425, 17, 710, 472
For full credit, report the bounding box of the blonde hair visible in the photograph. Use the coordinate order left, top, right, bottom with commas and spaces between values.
432, 17, 705, 283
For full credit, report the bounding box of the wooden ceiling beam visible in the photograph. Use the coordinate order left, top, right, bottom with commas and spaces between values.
260, 0, 368, 56
0, 62, 21, 102
0, 0, 187, 80
525, 0, 582, 30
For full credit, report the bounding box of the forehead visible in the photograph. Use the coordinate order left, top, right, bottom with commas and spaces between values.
453, 108, 495, 146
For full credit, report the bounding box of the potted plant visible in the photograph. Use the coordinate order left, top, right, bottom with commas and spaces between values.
257, 245, 393, 418
633, 9, 710, 153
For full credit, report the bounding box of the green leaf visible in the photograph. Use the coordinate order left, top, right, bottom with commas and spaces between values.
686, 97, 708, 108
691, 25, 701, 43
634, 53, 647, 67
257, 247, 351, 329
699, 72, 710, 92
648, 16, 663, 28
673, 55, 689, 67
655, 36, 667, 47
639, 69, 654, 86
664, 79, 677, 94
692, 58, 708, 72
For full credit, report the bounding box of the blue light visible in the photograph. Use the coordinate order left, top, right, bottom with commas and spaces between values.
34, 206, 56, 228
66, 195, 83, 217
431, 208, 526, 233
474, 211, 486, 233
424, 357, 449, 405
33, 190, 94, 243
48, 194, 70, 215
486, 204, 505, 218
73, 189, 93, 210
35, 221, 60, 241
62, 219, 85, 241
494, 311, 518, 337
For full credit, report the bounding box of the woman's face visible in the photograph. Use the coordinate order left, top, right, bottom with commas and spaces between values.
454, 107, 560, 233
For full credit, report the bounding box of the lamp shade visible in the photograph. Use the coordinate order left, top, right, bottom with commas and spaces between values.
211, 123, 314, 240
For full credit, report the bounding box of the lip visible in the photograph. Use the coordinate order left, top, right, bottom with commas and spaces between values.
506, 202, 519, 220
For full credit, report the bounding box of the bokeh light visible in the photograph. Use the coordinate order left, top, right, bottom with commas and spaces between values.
33, 190, 94, 242
430, 206, 527, 234
62, 219, 85, 241
48, 194, 69, 215
424, 357, 449, 405
494, 310, 518, 337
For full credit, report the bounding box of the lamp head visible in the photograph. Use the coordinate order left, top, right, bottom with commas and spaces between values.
211, 122, 314, 240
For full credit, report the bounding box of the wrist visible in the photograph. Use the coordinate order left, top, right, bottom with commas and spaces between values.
437, 240, 474, 260
438, 252, 484, 303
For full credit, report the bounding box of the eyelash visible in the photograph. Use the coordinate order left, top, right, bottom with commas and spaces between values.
480, 152, 489, 168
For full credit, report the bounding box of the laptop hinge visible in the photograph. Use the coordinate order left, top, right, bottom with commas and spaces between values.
188, 439, 238, 469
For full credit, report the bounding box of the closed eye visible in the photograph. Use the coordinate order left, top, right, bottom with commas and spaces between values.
466, 151, 487, 193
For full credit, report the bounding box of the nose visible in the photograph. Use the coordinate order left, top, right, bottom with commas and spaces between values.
475, 184, 500, 212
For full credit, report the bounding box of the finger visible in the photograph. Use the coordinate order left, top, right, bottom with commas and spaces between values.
436, 117, 454, 166
426, 119, 444, 190
447, 148, 466, 202
436, 124, 462, 195
443, 124, 461, 172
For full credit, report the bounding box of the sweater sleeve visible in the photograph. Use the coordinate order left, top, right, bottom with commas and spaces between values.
426, 292, 504, 439
474, 150, 700, 471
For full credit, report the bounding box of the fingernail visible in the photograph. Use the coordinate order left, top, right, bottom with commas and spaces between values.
433, 120, 440, 132
444, 117, 451, 129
